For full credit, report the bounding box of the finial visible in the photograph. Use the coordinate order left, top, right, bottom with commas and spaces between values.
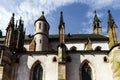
61, 11, 63, 15
12, 13, 15, 17
59, 11, 64, 24
108, 10, 110, 13
20, 16, 22, 20
42, 11, 44, 15
68, 33, 71, 37
94, 10, 96, 14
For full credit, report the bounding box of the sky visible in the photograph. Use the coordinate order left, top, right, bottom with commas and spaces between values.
0, 0, 120, 40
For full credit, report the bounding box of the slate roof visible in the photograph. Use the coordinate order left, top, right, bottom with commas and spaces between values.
49, 34, 109, 41
35, 14, 48, 23
0, 34, 109, 42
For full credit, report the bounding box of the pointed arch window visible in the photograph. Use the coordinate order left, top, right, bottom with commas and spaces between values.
81, 62, 92, 80
32, 63, 43, 80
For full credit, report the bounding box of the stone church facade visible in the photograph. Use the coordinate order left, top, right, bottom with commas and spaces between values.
0, 10, 120, 80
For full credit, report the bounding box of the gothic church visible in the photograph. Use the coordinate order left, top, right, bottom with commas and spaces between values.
0, 10, 120, 80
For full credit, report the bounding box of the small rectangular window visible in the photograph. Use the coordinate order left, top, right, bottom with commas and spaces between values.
39, 23, 41, 29
40, 40, 41, 43
44, 23, 47, 31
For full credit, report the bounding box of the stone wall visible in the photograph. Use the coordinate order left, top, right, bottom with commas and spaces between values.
109, 45, 120, 80
0, 66, 3, 80
16, 54, 58, 80
66, 53, 113, 80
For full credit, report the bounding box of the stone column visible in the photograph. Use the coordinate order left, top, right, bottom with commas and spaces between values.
0, 66, 4, 80
58, 63, 66, 80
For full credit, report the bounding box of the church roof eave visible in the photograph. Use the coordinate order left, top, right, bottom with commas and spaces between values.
0, 34, 109, 42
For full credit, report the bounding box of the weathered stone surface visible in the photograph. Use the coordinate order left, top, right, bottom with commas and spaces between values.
0, 66, 3, 80
58, 64, 66, 80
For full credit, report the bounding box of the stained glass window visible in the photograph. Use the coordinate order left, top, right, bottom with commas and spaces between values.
33, 63, 43, 80
82, 63, 92, 80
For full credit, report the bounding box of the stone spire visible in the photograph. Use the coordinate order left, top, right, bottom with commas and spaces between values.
5, 13, 15, 50
58, 12, 66, 80
107, 10, 119, 49
59, 11, 65, 29
108, 10, 116, 32
93, 11, 101, 24
6, 13, 15, 30
93, 11, 102, 34
18, 17, 24, 31
59, 11, 65, 44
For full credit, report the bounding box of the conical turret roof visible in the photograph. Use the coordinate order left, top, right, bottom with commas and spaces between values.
35, 11, 48, 24
93, 11, 101, 24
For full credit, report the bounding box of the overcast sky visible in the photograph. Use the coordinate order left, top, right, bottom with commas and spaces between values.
0, 0, 120, 40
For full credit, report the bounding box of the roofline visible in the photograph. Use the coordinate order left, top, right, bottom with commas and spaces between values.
66, 50, 109, 55
15, 50, 109, 55
15, 51, 58, 55
0, 34, 109, 42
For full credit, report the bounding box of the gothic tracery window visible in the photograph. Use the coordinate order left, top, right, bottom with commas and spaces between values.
33, 63, 43, 80
81, 62, 92, 80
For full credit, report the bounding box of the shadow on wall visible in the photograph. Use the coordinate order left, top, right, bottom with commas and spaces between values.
66, 54, 81, 80
17, 55, 29, 80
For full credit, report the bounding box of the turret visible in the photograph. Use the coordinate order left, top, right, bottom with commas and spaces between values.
34, 11, 50, 51
5, 13, 15, 51
108, 10, 119, 49
93, 11, 102, 34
